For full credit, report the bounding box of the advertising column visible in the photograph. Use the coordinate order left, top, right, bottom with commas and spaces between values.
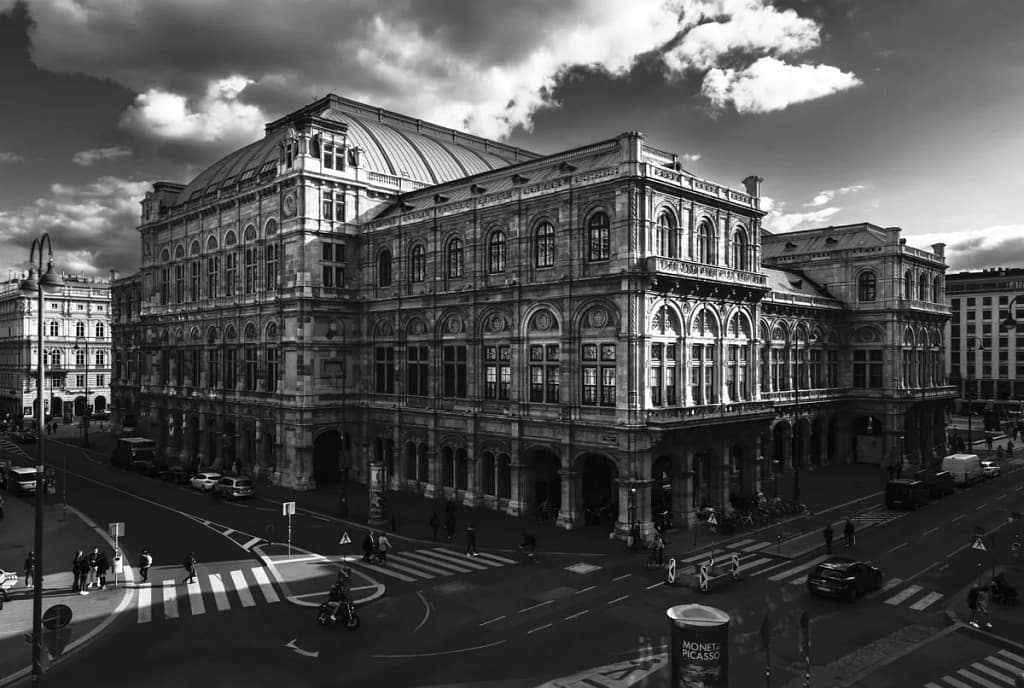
667, 603, 730, 687
368, 460, 387, 527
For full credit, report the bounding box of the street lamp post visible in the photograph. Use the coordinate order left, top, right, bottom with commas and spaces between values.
75, 336, 90, 448
20, 234, 64, 686
792, 353, 801, 505
967, 370, 976, 451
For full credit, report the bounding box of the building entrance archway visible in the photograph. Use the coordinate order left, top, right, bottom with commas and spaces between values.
223, 421, 237, 471
524, 448, 561, 515
651, 456, 672, 515
94, 396, 107, 413
580, 454, 618, 524
314, 430, 342, 485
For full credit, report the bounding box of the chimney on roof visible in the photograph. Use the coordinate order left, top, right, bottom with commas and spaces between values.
742, 175, 763, 198
932, 243, 946, 258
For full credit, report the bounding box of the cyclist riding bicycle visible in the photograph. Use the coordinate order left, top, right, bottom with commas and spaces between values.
328, 566, 353, 622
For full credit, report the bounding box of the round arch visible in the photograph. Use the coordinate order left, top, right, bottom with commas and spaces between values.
93, 395, 107, 413
74, 395, 88, 417
313, 430, 342, 486
578, 453, 619, 524
523, 446, 561, 517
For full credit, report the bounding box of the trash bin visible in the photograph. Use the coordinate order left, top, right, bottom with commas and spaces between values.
112, 553, 123, 575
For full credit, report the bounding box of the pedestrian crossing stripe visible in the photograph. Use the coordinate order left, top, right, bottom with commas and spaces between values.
924, 649, 1024, 688
137, 566, 279, 624
345, 547, 518, 584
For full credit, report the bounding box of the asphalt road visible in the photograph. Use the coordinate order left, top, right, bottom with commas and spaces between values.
17, 438, 1024, 688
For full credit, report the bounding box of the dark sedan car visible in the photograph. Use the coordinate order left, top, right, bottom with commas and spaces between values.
806, 556, 882, 602
13, 430, 37, 444
160, 466, 192, 484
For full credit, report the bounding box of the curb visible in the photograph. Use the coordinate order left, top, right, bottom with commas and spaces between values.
0, 505, 135, 688
251, 542, 385, 608
838, 621, 960, 687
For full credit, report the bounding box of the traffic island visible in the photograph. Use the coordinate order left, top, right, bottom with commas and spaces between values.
252, 542, 384, 609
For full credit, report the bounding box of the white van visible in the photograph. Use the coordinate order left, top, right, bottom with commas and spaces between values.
5, 466, 38, 495
941, 453, 984, 487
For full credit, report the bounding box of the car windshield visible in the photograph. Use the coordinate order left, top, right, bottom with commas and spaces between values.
814, 566, 849, 581
235, 480, 252, 488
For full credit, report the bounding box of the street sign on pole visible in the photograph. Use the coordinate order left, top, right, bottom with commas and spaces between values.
339, 531, 352, 545
282, 501, 296, 557
971, 535, 987, 552
108, 522, 124, 537
108, 523, 124, 586
41, 604, 72, 631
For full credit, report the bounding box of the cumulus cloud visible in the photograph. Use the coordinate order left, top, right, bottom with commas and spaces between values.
0, 152, 24, 163
19, 0, 858, 145
0, 176, 151, 279
72, 146, 133, 166
681, 153, 702, 162
907, 226, 1024, 272
805, 184, 866, 207
762, 195, 842, 233
702, 57, 862, 114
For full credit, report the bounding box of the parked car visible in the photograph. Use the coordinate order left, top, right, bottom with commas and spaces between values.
884, 479, 929, 510
981, 460, 1001, 479
190, 472, 222, 492
806, 556, 883, 602
215, 476, 254, 500
160, 466, 192, 484
13, 430, 37, 444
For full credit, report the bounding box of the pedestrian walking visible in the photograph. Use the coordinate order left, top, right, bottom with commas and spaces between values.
182, 552, 197, 584
75, 550, 90, 595
361, 531, 375, 562
87, 547, 99, 589
969, 585, 993, 628
139, 549, 153, 583
1008, 440, 1015, 455
651, 532, 666, 567
23, 552, 35, 588
843, 519, 856, 549
465, 524, 478, 557
376, 533, 392, 564
445, 510, 457, 541
987, 435, 994, 451
96, 550, 110, 590
429, 512, 441, 541
823, 523, 834, 554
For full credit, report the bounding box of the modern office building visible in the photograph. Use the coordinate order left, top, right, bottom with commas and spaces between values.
0, 274, 112, 427
110, 94, 955, 537
945, 267, 1024, 406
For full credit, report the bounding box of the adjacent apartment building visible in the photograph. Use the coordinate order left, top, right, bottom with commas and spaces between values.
110, 94, 955, 536
0, 274, 112, 426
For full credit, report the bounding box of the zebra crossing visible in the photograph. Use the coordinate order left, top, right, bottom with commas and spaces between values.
136, 566, 280, 623
925, 648, 1024, 687
713, 509, 908, 558
668, 548, 946, 611
347, 547, 518, 584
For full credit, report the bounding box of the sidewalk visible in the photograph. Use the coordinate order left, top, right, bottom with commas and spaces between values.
0, 495, 132, 687
945, 562, 1024, 645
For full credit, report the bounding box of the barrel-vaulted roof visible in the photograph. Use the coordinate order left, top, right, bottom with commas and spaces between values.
174, 95, 537, 206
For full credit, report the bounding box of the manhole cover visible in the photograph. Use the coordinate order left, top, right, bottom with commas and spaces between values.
565, 562, 602, 575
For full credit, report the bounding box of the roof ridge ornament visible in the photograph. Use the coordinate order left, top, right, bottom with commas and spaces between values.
433, 194, 449, 204
559, 161, 578, 174
471, 184, 487, 194
512, 174, 530, 185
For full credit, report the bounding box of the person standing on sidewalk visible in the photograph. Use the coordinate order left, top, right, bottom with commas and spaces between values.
75, 550, 90, 595
823, 523, 834, 554
23, 552, 35, 588
139, 549, 153, 583
87, 547, 100, 589
466, 524, 478, 557
445, 507, 457, 542
843, 520, 856, 549
429, 512, 440, 542
96, 549, 110, 590
361, 531, 375, 562
969, 585, 993, 628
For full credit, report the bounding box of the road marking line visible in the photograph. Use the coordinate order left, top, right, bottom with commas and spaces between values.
938, 674, 973, 688
479, 615, 506, 627
607, 595, 629, 605
741, 542, 773, 552
997, 649, 1024, 667
612, 574, 631, 582
728, 538, 756, 548
429, 548, 491, 570
976, 504, 986, 510
995, 493, 1007, 500
349, 560, 417, 583
386, 553, 455, 577
879, 578, 903, 593
474, 551, 518, 565
162, 580, 178, 619
887, 542, 908, 553
646, 582, 665, 590
909, 591, 943, 610
208, 573, 231, 611
223, 528, 235, 536
371, 639, 507, 659
187, 580, 205, 615
230, 570, 256, 608
369, 557, 437, 579
989, 656, 1024, 674
565, 610, 590, 621
970, 662, 1010, 684
400, 551, 475, 574
123, 564, 134, 584
922, 527, 939, 537
951, 514, 964, 522
884, 584, 922, 605
137, 583, 152, 624
768, 555, 829, 582
742, 557, 775, 572
575, 585, 597, 595
242, 537, 262, 550
956, 668, 1002, 688
527, 624, 552, 635
250, 567, 280, 604
518, 600, 553, 614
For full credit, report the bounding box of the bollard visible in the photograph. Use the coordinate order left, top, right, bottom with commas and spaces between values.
667, 558, 677, 585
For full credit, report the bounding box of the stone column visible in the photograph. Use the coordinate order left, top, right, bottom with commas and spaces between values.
462, 454, 478, 507
423, 450, 440, 498
507, 461, 529, 516
178, 412, 189, 465
556, 469, 580, 530
195, 412, 206, 468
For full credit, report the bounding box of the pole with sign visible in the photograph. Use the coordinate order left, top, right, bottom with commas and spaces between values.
283, 501, 296, 557
972, 531, 987, 589
108, 522, 124, 586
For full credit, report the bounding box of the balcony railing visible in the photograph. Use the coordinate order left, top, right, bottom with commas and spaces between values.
645, 256, 769, 288
763, 388, 850, 403
646, 400, 774, 425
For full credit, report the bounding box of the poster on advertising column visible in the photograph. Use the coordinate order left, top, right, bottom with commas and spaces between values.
368, 462, 385, 522
666, 603, 730, 688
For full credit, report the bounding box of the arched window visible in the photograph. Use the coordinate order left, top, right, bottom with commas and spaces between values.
190, 241, 202, 301
244, 225, 258, 294
858, 272, 877, 301
48, 321, 59, 337
731, 228, 749, 270
904, 270, 913, 299
76, 349, 86, 366
410, 244, 425, 282
75, 322, 85, 338
377, 249, 392, 287
488, 231, 506, 273
447, 238, 464, 278
223, 231, 237, 297
95, 350, 105, 367
587, 212, 610, 262
95, 323, 104, 338
51, 350, 62, 367
265, 219, 279, 291
535, 222, 555, 267
932, 275, 941, 302
655, 212, 674, 257
918, 273, 929, 302
696, 220, 715, 264
206, 238, 220, 299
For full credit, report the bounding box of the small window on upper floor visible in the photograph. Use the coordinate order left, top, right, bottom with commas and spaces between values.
857, 272, 877, 301
377, 249, 392, 287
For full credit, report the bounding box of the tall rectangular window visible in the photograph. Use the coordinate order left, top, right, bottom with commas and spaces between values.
189, 349, 201, 385
600, 343, 617, 406
443, 345, 468, 398
407, 345, 429, 396
160, 268, 170, 305
322, 241, 346, 288
826, 349, 839, 388
648, 344, 662, 406
853, 350, 867, 388
647, 343, 672, 406
770, 348, 783, 391
691, 344, 716, 404
208, 349, 220, 389
483, 345, 511, 400
727, 345, 747, 401
175, 264, 185, 303
868, 349, 884, 388
244, 247, 258, 294
190, 261, 201, 301
224, 348, 237, 389
265, 244, 279, 291
529, 344, 560, 403
175, 350, 185, 386
207, 256, 219, 299
809, 349, 822, 388
265, 346, 279, 392
375, 346, 395, 394
245, 346, 258, 390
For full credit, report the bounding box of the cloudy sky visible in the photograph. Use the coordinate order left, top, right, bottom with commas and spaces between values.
1, 0, 1023, 280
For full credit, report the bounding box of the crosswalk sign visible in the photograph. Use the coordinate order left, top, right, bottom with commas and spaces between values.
707, 511, 718, 526
971, 535, 987, 552
339, 532, 352, 545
